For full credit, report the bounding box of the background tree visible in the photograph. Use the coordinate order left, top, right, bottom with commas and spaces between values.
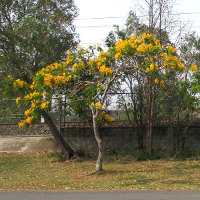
0, 0, 79, 157
105, 0, 191, 155
0, 0, 78, 81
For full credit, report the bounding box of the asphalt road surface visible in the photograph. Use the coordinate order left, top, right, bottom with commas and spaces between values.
0, 190, 200, 200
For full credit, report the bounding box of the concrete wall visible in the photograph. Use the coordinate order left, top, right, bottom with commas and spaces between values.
0, 136, 59, 152
62, 126, 200, 152
0, 123, 200, 152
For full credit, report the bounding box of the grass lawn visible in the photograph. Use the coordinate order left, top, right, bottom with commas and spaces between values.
0, 151, 200, 191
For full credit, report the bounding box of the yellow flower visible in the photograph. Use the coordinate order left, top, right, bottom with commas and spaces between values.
160, 80, 165, 88
146, 67, 150, 72
30, 83, 35, 90
40, 101, 50, 109
129, 34, 136, 42
141, 33, 153, 39
7, 75, 12, 79
99, 51, 109, 57
65, 75, 72, 82
72, 62, 85, 72
99, 65, 112, 75
155, 64, 159, 70
191, 65, 198, 72
13, 79, 27, 88
16, 97, 21, 104
168, 45, 178, 53
105, 114, 113, 122
31, 99, 39, 108
137, 43, 146, 52
18, 120, 26, 127
95, 102, 103, 110
25, 116, 34, 124
24, 108, 33, 116
115, 52, 124, 60
24, 91, 40, 100
154, 78, 159, 84
115, 40, 129, 52
150, 64, 154, 70
44, 73, 53, 87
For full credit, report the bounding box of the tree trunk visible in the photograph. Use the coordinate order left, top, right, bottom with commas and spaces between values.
181, 113, 190, 150
92, 114, 104, 171
146, 76, 153, 155
137, 127, 144, 150
41, 110, 74, 159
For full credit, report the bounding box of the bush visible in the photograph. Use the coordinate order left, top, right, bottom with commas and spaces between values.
136, 151, 162, 161
171, 147, 195, 160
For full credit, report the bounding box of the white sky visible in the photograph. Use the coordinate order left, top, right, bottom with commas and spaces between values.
74, 0, 200, 47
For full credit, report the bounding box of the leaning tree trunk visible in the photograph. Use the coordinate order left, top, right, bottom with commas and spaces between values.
92, 113, 104, 171
41, 110, 74, 159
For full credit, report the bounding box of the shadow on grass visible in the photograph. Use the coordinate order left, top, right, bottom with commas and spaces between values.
86, 169, 128, 176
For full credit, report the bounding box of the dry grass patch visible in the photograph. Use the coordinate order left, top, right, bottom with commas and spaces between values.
0, 152, 200, 190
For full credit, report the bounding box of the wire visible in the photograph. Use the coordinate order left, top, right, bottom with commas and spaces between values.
75, 12, 200, 21
76, 25, 116, 28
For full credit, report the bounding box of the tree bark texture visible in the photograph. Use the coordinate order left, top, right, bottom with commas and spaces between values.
41, 110, 74, 159
137, 127, 144, 150
92, 114, 104, 171
146, 76, 154, 155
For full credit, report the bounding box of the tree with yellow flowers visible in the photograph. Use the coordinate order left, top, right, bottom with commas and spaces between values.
6, 32, 197, 171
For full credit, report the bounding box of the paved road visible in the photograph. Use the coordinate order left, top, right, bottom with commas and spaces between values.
0, 190, 200, 200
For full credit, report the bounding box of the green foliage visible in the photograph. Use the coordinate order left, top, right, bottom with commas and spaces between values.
0, 0, 78, 81
170, 148, 194, 160
48, 151, 66, 162
0, 0, 79, 122
105, 11, 170, 48
136, 151, 162, 161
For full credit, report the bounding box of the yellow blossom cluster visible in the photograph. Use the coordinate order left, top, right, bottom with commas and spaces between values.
97, 83, 105, 88
24, 91, 40, 100
91, 102, 103, 110
43, 73, 54, 87
105, 114, 113, 123
40, 101, 50, 109
160, 80, 166, 88
72, 62, 85, 72
114, 33, 161, 60
18, 95, 50, 127
99, 65, 112, 75
98, 111, 113, 123
141, 33, 154, 39
34, 64, 72, 89
88, 51, 113, 75
168, 45, 178, 53
24, 108, 34, 116
154, 78, 166, 88
191, 65, 198, 72
18, 116, 34, 127
16, 97, 21, 104
161, 53, 186, 70
137, 43, 153, 52
13, 79, 27, 88
30, 99, 40, 108
154, 78, 159, 84
45, 62, 62, 73
99, 51, 109, 57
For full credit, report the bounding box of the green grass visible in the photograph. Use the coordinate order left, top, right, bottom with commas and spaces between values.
0, 151, 200, 191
